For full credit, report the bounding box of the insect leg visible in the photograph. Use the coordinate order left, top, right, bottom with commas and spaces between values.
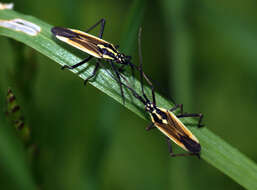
177, 113, 204, 128
85, 18, 105, 39
83, 61, 100, 85
62, 55, 93, 70
110, 61, 125, 104
166, 137, 200, 158
145, 123, 155, 131
169, 104, 183, 114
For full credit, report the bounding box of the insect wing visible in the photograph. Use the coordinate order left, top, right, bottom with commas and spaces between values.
52, 27, 103, 58
153, 109, 201, 153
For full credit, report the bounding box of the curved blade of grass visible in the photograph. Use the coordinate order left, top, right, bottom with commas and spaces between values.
0, 9, 257, 190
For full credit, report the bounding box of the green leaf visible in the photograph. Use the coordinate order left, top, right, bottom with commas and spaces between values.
1, 8, 257, 190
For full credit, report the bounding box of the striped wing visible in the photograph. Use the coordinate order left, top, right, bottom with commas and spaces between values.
51, 27, 113, 58
153, 110, 201, 153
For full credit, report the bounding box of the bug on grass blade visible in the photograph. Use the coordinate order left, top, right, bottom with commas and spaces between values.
121, 28, 204, 157
122, 80, 204, 157
51, 19, 134, 102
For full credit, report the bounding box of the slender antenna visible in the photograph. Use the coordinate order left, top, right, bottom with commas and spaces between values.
99, 60, 146, 105
138, 27, 144, 96
121, 79, 146, 105
137, 27, 156, 105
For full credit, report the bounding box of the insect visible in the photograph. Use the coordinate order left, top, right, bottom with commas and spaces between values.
120, 28, 204, 157
51, 19, 134, 101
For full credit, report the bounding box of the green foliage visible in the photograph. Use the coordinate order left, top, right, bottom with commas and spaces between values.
0, 1, 257, 190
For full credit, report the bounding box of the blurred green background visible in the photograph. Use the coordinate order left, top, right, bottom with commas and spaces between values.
0, 0, 257, 189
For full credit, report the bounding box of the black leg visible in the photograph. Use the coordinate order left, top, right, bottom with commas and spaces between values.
62, 56, 93, 70
166, 137, 200, 158
85, 18, 105, 39
170, 104, 183, 114
177, 113, 204, 128
110, 61, 125, 104
146, 123, 155, 131
84, 61, 100, 85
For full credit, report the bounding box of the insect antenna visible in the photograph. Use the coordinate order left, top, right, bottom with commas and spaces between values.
137, 27, 156, 105
100, 60, 146, 105
122, 80, 147, 105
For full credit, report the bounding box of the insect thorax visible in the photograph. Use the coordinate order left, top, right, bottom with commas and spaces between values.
114, 53, 131, 65
97, 44, 117, 60
146, 103, 168, 124
97, 44, 130, 64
